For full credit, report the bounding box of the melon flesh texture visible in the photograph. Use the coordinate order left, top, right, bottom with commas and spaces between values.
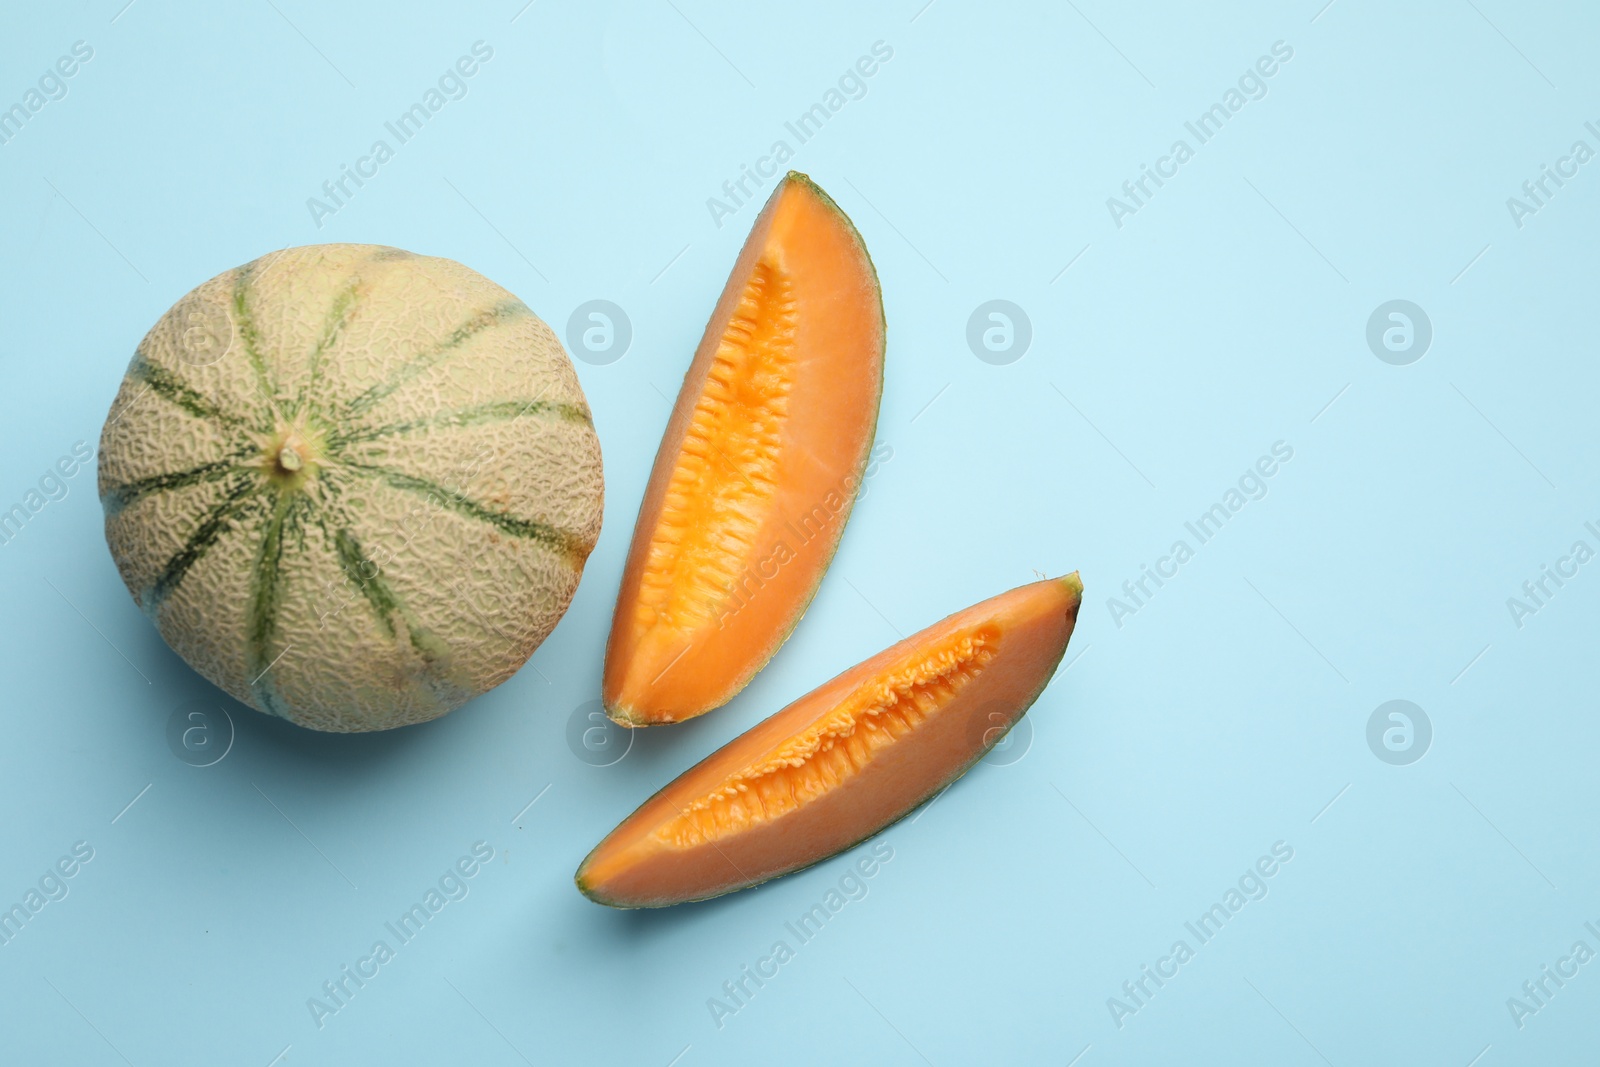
578, 574, 1083, 907
603, 172, 885, 726
97, 244, 604, 732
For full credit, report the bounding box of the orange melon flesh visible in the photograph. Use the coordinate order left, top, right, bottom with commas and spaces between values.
603, 172, 885, 726
578, 574, 1083, 908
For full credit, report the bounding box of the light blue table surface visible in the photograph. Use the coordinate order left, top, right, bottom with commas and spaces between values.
1, 2, 1596, 1063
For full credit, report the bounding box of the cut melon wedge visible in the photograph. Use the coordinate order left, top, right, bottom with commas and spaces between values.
577, 574, 1083, 908
603, 172, 885, 726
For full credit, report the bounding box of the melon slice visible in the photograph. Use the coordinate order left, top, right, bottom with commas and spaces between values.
603, 172, 885, 726
578, 574, 1083, 907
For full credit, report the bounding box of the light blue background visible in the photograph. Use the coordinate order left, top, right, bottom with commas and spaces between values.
2, 1, 1596, 1063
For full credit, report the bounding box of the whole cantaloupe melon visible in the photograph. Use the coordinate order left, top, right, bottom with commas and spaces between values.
98, 244, 604, 732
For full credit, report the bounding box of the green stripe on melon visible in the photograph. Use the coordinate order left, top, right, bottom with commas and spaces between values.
99, 244, 605, 732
